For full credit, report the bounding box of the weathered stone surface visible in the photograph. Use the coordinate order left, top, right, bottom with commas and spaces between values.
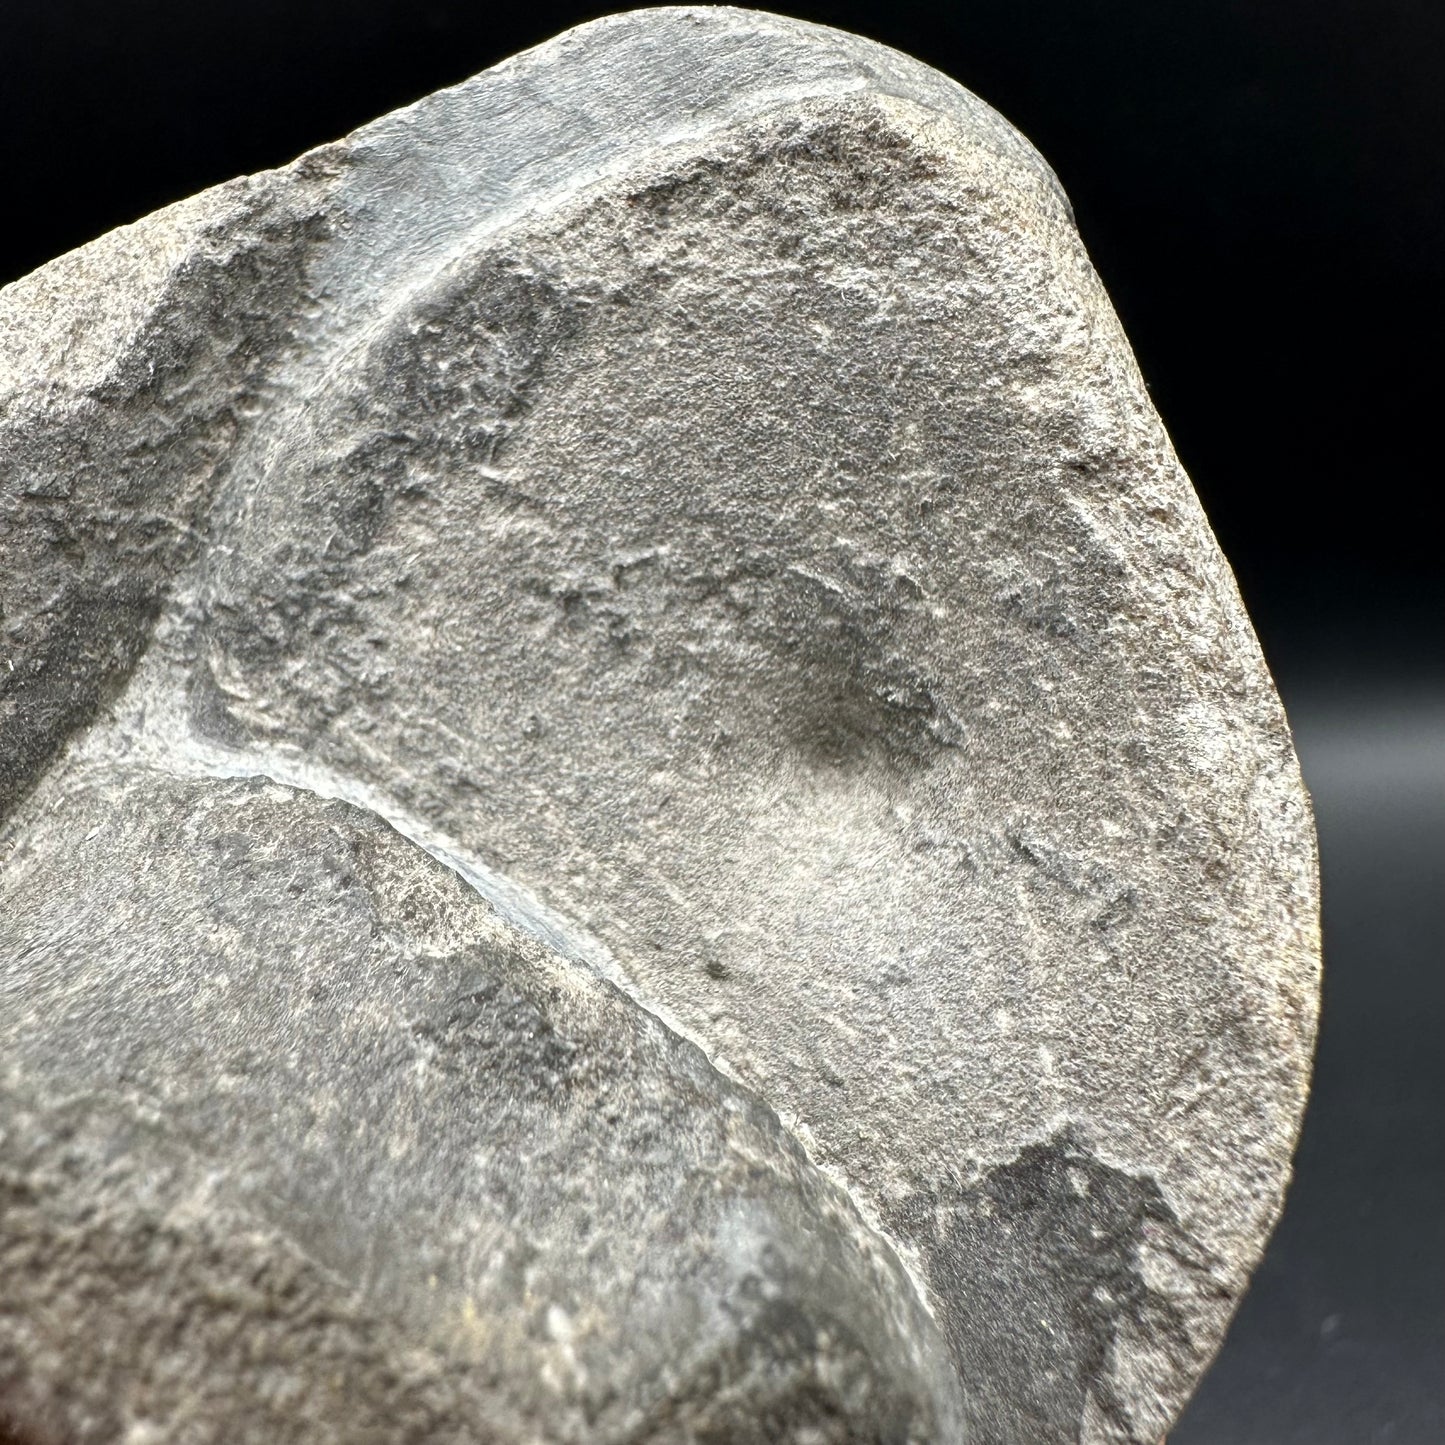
0, 765, 962, 1443
0, 8, 1318, 1443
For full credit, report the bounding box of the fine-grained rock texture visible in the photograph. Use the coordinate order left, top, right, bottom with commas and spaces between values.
0, 9, 1319, 1444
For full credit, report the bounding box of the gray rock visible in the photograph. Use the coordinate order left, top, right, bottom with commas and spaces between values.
0, 8, 1319, 1443
0, 764, 962, 1443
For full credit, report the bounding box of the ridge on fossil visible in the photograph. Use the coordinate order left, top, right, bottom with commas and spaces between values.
0, 9, 1319, 1443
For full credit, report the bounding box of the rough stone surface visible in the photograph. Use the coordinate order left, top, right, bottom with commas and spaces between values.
0, 8, 1319, 1443
1, 765, 962, 1444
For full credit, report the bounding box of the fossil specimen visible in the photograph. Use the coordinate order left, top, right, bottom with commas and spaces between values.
0, 8, 1319, 1442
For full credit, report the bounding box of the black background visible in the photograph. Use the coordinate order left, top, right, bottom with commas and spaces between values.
2, 3, 1440, 1439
